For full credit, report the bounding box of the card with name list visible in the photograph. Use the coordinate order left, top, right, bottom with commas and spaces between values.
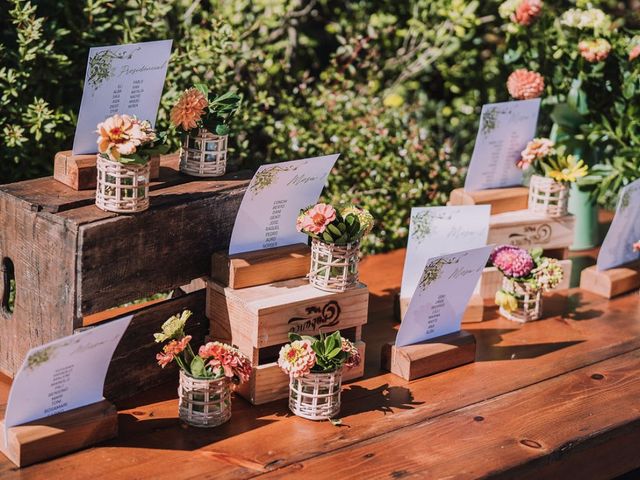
72, 39, 172, 154
3, 316, 131, 436
464, 98, 541, 192
228, 154, 339, 255
400, 205, 490, 301
395, 246, 493, 348
597, 178, 640, 271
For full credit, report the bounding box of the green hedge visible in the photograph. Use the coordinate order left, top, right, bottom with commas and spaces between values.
1, 0, 637, 252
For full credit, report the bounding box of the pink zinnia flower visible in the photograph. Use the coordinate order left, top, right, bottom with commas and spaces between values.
633, 241, 640, 253
156, 335, 192, 368
199, 341, 252, 384
278, 340, 316, 378
629, 45, 640, 62
579, 39, 611, 63
517, 138, 554, 169
514, 0, 543, 26
507, 69, 545, 100
490, 246, 534, 278
299, 203, 337, 234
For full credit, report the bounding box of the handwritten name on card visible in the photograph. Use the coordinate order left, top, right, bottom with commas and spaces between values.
228, 154, 339, 255
73, 40, 172, 154
464, 99, 540, 192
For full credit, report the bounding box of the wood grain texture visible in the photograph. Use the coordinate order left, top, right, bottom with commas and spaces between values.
381, 331, 476, 380
0, 400, 117, 468
488, 210, 575, 250
210, 243, 311, 289
580, 261, 640, 299
449, 187, 529, 214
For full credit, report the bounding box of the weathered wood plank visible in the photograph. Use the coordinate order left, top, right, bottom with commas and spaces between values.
449, 187, 529, 214
488, 210, 575, 250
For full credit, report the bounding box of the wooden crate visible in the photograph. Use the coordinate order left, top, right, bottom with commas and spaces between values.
207, 277, 369, 404
488, 210, 575, 250
0, 157, 250, 377
448, 187, 529, 215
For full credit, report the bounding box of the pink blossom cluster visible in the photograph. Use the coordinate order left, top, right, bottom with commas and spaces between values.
199, 341, 252, 384
490, 245, 535, 278
578, 39, 612, 63
278, 340, 317, 378
514, 0, 543, 26
517, 138, 554, 170
296, 203, 336, 235
507, 69, 545, 100
342, 338, 361, 369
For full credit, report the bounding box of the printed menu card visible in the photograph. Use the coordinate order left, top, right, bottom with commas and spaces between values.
229, 154, 339, 255
3, 316, 131, 434
400, 205, 490, 301
597, 178, 640, 270
464, 98, 541, 192
73, 39, 173, 154
395, 246, 493, 347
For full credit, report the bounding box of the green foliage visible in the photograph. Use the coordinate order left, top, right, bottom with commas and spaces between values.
288, 331, 350, 373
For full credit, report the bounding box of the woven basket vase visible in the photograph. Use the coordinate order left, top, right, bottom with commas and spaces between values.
95, 155, 150, 213
289, 370, 342, 421
178, 371, 232, 428
499, 277, 543, 323
180, 129, 228, 177
309, 238, 360, 292
528, 175, 569, 218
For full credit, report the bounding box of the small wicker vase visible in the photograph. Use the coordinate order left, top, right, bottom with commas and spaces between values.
178, 371, 232, 428
528, 174, 569, 218
95, 156, 150, 213
180, 129, 228, 177
309, 239, 359, 292
289, 370, 342, 421
499, 277, 543, 323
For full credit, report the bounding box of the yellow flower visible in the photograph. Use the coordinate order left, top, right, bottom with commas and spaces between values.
547, 155, 589, 182
495, 290, 518, 312
383, 93, 404, 108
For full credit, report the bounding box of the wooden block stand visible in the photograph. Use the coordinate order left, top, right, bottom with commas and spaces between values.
206, 254, 369, 404
448, 187, 529, 215
0, 155, 251, 398
580, 261, 640, 298
382, 331, 476, 381
0, 400, 117, 467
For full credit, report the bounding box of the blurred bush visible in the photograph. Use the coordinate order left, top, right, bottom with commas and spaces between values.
0, 0, 637, 252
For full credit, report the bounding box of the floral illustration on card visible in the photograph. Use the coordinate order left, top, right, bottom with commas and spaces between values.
418, 256, 460, 291
250, 164, 298, 196
87, 46, 140, 91
410, 210, 453, 243
27, 346, 56, 370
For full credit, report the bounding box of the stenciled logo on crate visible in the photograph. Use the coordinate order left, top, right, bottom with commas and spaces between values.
508, 224, 552, 246
287, 300, 341, 334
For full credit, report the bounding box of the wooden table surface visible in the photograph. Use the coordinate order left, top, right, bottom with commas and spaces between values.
1, 248, 640, 479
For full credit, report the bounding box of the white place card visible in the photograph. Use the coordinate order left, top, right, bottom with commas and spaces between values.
229, 154, 339, 255
597, 178, 640, 270
400, 205, 490, 301
464, 99, 541, 192
72, 39, 173, 154
395, 246, 493, 347
3, 316, 131, 434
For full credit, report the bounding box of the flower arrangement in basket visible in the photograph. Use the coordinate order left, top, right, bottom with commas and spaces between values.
297, 203, 373, 292
95, 114, 167, 213
278, 331, 361, 421
154, 310, 251, 428
517, 138, 588, 217
171, 86, 242, 177
491, 246, 564, 323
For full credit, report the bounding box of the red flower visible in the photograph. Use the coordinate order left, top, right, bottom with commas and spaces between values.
514, 0, 543, 26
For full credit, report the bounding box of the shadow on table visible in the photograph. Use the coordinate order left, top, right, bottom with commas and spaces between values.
338, 384, 424, 420
479, 340, 585, 361
561, 291, 605, 321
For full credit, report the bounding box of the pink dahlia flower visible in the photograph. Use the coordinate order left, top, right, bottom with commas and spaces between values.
517, 138, 554, 169
278, 340, 316, 378
199, 341, 252, 384
490, 245, 535, 278
514, 0, 543, 26
299, 203, 337, 235
629, 45, 640, 62
579, 39, 611, 63
507, 69, 545, 100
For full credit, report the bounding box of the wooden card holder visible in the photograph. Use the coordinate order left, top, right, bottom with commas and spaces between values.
448, 187, 529, 215
579, 260, 640, 299
53, 150, 172, 190
210, 243, 311, 289
381, 330, 476, 381
0, 400, 117, 467
488, 210, 575, 250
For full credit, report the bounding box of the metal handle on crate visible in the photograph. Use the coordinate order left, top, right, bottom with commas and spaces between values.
1, 257, 15, 314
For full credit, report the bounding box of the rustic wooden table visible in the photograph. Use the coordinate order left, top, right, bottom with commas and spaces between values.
1, 248, 639, 479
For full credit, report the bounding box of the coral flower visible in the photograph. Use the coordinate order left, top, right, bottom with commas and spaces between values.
633, 241, 640, 253
514, 0, 543, 26
490, 245, 535, 278
342, 338, 361, 369
300, 203, 337, 235
629, 45, 640, 62
278, 340, 316, 378
156, 335, 192, 368
518, 138, 554, 169
199, 341, 252, 384
507, 69, 545, 100
96, 114, 153, 161
170, 88, 208, 131
579, 39, 611, 63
